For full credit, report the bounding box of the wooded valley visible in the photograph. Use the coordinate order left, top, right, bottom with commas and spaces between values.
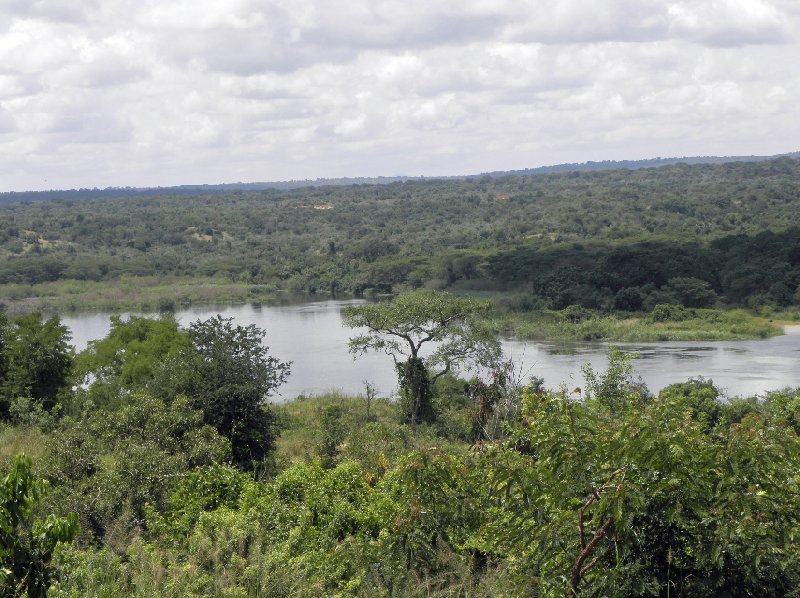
1, 158, 799, 317
1, 158, 800, 596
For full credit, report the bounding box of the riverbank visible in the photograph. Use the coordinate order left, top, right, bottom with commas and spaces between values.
57, 301, 800, 398
1, 276, 795, 342
0, 276, 298, 316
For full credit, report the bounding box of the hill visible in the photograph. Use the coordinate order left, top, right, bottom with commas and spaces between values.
2, 150, 797, 205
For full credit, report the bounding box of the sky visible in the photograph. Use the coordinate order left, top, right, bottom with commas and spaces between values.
1, 0, 798, 191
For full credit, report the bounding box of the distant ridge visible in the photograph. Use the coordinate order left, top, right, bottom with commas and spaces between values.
3, 150, 799, 204
477, 151, 800, 178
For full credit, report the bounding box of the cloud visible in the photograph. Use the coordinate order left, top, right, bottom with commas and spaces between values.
298, 1, 508, 49
505, 0, 672, 44
0, 106, 16, 134
0, 0, 798, 190
502, 0, 791, 46
1, 0, 99, 24
0, 20, 75, 76
667, 0, 789, 46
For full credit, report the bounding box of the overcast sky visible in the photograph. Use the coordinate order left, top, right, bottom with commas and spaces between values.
1, 0, 798, 191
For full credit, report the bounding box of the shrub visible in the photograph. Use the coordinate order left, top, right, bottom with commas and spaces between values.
649, 303, 688, 322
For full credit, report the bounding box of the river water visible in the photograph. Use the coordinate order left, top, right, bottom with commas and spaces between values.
60, 300, 800, 400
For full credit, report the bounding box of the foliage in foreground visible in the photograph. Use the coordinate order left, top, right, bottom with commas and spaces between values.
41, 360, 800, 596
1, 307, 799, 596
1, 454, 78, 597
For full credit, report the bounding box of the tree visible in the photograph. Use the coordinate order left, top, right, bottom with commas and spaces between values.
0, 313, 9, 392
73, 315, 188, 407
663, 277, 717, 308
343, 291, 500, 425
658, 378, 722, 431
0, 313, 72, 417
1, 454, 79, 597
155, 316, 290, 470
613, 286, 644, 311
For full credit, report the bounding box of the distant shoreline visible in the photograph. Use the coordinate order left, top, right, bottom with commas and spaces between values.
1, 277, 790, 343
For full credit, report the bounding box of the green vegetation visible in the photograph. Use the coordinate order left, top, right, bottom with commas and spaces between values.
1, 454, 79, 597
1, 159, 799, 324
0, 276, 288, 317
2, 156, 800, 591
0, 312, 72, 419
152, 316, 290, 470
343, 290, 500, 424
0, 294, 798, 595
489, 304, 783, 341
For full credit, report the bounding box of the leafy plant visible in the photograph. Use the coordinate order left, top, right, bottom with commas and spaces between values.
154, 316, 290, 470
0, 454, 79, 597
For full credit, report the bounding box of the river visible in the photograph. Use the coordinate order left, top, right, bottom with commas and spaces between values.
60, 300, 800, 400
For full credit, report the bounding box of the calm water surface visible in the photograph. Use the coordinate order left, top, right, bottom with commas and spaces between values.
60, 301, 800, 400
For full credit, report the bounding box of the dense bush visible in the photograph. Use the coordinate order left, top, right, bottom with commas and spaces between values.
36, 353, 800, 596
0, 313, 72, 419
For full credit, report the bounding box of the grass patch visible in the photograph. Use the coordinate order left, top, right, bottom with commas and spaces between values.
0, 425, 49, 468
0, 276, 299, 316
489, 307, 784, 342
272, 392, 471, 471
273, 392, 398, 465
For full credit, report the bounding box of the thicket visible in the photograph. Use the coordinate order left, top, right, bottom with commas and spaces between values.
0, 307, 799, 596
1, 158, 800, 313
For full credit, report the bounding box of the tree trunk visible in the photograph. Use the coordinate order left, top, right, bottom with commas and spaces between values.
396, 357, 435, 425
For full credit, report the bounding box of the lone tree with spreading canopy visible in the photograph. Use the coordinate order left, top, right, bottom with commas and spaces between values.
343, 290, 501, 425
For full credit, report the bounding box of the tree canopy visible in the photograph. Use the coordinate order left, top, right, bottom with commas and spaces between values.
343, 291, 500, 424
155, 316, 291, 470
2, 158, 800, 314
0, 313, 72, 418
73, 315, 188, 408
344, 290, 500, 375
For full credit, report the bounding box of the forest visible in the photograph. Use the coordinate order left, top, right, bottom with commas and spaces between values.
0, 158, 799, 323
1, 158, 800, 595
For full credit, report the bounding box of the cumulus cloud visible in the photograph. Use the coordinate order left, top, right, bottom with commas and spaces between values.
0, 0, 798, 190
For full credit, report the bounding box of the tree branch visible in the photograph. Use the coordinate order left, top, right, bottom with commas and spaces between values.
569, 517, 613, 597
431, 361, 451, 384
567, 466, 629, 597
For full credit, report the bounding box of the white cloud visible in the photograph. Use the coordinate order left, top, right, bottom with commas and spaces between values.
505, 0, 672, 44
0, 0, 798, 190
668, 0, 789, 46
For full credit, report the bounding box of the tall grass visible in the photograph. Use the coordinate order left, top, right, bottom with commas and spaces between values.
0, 276, 291, 316
0, 426, 49, 467
489, 308, 782, 342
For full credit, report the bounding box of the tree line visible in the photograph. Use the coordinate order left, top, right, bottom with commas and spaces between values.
1, 158, 800, 311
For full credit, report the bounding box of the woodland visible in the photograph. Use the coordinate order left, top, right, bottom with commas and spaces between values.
1, 158, 800, 596
0, 158, 799, 321
0, 300, 798, 596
